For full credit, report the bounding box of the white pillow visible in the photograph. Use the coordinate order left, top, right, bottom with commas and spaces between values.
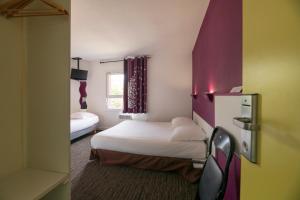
71, 112, 84, 119
171, 117, 195, 128
170, 125, 207, 141
71, 112, 98, 119
71, 112, 96, 119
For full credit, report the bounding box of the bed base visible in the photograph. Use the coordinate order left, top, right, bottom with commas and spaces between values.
90, 149, 202, 183
71, 124, 97, 140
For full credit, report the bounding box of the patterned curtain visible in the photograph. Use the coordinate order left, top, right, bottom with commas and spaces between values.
123, 56, 147, 113
79, 81, 87, 109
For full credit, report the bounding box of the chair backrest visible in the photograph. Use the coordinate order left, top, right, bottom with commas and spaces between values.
198, 126, 235, 200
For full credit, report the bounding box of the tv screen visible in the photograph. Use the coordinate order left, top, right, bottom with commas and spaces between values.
71, 69, 88, 80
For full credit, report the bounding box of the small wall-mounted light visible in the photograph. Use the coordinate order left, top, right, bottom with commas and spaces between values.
191, 92, 198, 99
204, 91, 215, 102
191, 86, 198, 99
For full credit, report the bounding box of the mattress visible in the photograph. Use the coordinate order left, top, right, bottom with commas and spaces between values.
91, 120, 207, 160
71, 112, 99, 134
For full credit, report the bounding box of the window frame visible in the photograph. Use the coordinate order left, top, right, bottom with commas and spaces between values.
106, 72, 124, 110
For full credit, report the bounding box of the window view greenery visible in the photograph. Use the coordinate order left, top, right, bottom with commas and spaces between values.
107, 73, 124, 109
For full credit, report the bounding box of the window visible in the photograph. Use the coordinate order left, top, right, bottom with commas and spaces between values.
107, 73, 124, 110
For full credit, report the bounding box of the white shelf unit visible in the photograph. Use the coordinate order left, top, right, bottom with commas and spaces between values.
0, 169, 68, 200
0, 0, 70, 199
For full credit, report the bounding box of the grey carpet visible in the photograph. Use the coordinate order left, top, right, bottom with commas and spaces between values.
71, 134, 198, 200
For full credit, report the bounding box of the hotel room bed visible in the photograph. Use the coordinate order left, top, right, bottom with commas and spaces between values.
90, 119, 207, 182
71, 112, 99, 140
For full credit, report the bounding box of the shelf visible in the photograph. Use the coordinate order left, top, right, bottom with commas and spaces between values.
0, 168, 68, 200
214, 92, 242, 96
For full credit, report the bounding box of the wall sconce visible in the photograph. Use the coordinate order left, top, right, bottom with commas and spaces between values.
191, 92, 198, 99
191, 86, 198, 99
204, 91, 214, 102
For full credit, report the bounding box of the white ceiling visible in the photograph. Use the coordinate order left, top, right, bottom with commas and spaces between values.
71, 0, 209, 61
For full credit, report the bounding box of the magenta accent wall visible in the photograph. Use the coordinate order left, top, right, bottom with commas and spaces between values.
192, 0, 242, 126
216, 150, 241, 200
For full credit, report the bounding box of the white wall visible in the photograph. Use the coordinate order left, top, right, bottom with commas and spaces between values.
215, 95, 242, 153
87, 61, 124, 129
74, 51, 193, 130
70, 0, 210, 129
71, 59, 125, 129
147, 49, 192, 122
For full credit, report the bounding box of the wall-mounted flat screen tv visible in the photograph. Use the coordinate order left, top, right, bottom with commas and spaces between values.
71, 69, 88, 80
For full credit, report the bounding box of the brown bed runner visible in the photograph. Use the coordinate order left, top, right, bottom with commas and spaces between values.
90, 149, 202, 183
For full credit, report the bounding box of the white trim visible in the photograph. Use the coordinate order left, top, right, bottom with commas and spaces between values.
106, 72, 124, 110
193, 111, 214, 139
192, 111, 214, 157
106, 72, 124, 97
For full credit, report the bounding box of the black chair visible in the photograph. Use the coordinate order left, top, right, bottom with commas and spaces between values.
197, 126, 235, 200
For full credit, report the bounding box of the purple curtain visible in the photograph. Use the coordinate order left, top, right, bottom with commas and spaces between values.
123, 56, 147, 113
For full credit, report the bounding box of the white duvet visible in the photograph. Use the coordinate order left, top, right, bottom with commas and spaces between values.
91, 120, 207, 160
71, 112, 99, 133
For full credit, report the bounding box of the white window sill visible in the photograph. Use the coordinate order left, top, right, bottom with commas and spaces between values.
119, 113, 148, 121
119, 113, 132, 120
106, 108, 122, 112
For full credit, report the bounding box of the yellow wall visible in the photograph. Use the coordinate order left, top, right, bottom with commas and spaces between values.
0, 18, 25, 177
25, 13, 70, 173
242, 0, 300, 199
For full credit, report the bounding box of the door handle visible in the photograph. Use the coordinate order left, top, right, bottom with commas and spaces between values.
233, 117, 259, 131
233, 94, 259, 163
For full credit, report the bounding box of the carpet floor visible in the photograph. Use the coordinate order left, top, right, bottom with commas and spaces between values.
71, 134, 198, 200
